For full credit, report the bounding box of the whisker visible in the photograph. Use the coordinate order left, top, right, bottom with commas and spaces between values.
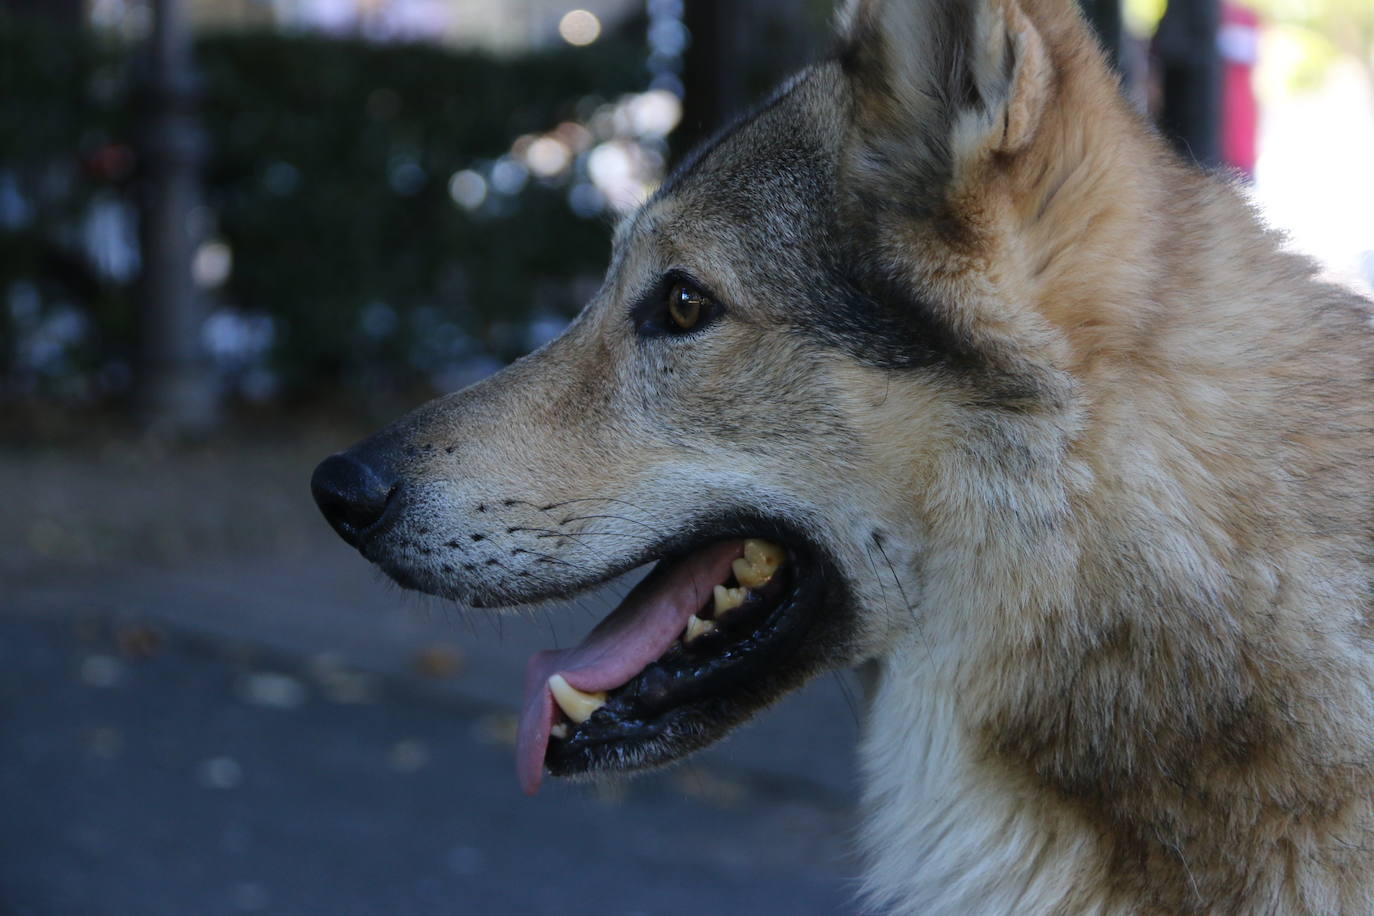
533, 496, 661, 519
529, 529, 660, 543
515, 502, 628, 568
515, 547, 599, 572
872, 535, 934, 666
543, 609, 560, 648
557, 513, 668, 538
833, 670, 861, 728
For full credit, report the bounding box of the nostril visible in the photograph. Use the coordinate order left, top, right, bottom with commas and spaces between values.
311, 453, 394, 546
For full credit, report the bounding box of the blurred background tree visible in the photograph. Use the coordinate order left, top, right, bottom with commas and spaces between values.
0, 1, 657, 419
1, 0, 1371, 431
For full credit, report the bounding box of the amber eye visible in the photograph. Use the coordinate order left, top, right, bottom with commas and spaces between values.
667, 282, 708, 331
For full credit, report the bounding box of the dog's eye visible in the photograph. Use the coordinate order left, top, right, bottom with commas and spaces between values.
667, 282, 708, 331
632, 275, 721, 338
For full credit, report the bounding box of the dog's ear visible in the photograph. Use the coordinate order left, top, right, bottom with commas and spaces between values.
837, 0, 1054, 200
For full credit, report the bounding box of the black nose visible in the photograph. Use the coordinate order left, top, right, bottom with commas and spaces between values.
311, 452, 395, 546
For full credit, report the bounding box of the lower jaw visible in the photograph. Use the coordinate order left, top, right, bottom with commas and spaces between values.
544, 564, 828, 777
545, 707, 702, 777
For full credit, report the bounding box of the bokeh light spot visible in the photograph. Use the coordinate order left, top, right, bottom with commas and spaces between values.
489, 158, 529, 196
526, 136, 571, 177
192, 240, 233, 288
448, 170, 487, 211
629, 89, 682, 138
558, 10, 601, 47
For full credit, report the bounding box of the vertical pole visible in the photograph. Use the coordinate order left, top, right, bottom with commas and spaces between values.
135, 0, 218, 434
673, 0, 821, 168
1154, 0, 1222, 167
1079, 0, 1123, 72
675, 0, 732, 165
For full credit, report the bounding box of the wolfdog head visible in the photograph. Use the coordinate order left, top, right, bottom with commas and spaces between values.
313, 0, 1123, 793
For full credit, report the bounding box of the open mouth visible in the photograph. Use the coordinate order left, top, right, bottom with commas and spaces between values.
516, 533, 833, 794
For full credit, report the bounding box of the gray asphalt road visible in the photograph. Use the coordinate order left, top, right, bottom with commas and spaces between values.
0, 435, 866, 914
0, 613, 859, 915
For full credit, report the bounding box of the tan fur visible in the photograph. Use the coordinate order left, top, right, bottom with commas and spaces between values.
322, 0, 1374, 910
842, 0, 1374, 911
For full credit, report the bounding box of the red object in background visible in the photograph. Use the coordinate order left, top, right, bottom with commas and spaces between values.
83, 143, 137, 183
1219, 2, 1260, 176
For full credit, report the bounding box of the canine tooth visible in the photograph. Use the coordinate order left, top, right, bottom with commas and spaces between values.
549, 722, 569, 740
684, 615, 717, 644
713, 584, 749, 618
547, 674, 606, 724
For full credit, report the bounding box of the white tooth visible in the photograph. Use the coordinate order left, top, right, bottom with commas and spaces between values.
684, 615, 717, 644
734, 539, 785, 588
547, 674, 606, 724
713, 584, 749, 619
549, 722, 569, 740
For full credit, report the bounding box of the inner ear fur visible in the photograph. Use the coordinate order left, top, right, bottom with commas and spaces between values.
839, 0, 1054, 191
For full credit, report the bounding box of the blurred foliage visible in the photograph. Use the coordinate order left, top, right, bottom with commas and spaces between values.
1249, 0, 1374, 72
0, 20, 131, 399
1261, 22, 1344, 93
1123, 0, 1167, 37
1128, 0, 1374, 92
1246, 0, 1374, 94
0, 18, 645, 401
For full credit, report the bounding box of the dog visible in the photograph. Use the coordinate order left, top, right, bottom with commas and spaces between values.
311, 0, 1374, 910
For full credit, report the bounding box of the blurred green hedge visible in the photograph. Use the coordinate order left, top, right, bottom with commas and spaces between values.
0, 19, 644, 400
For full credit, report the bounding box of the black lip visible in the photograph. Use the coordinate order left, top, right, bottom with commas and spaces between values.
541, 516, 847, 779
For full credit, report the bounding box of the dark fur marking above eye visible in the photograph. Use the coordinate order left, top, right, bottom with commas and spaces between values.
470, 533, 484, 542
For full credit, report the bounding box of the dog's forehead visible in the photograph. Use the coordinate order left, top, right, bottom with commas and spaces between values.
613, 66, 847, 271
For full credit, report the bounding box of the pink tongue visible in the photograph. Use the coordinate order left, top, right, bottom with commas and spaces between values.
516, 540, 743, 795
